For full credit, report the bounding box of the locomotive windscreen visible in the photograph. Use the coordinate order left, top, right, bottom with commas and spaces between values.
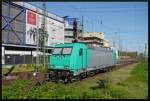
52, 47, 72, 55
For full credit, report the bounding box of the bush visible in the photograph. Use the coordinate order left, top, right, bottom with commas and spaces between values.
97, 74, 111, 89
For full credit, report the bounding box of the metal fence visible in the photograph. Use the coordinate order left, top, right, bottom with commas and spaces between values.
4, 55, 49, 65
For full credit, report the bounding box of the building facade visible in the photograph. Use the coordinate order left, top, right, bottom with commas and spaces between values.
2, 1, 65, 65
79, 32, 109, 48
2, 1, 65, 46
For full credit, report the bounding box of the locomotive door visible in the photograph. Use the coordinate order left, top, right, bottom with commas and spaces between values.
79, 48, 86, 69
79, 48, 83, 68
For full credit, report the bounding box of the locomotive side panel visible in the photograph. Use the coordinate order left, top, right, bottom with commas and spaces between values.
106, 50, 113, 66
88, 48, 113, 69
88, 49, 102, 68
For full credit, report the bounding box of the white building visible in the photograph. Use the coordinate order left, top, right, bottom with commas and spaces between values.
81, 32, 109, 48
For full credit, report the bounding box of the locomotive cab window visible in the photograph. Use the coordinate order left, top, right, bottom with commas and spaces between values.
52, 48, 62, 54
79, 48, 83, 56
62, 48, 72, 54
52, 47, 72, 55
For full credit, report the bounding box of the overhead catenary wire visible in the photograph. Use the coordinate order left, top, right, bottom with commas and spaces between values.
48, 8, 145, 13
28, 2, 145, 15
29, 2, 146, 10
29, 2, 146, 54
29, 2, 145, 36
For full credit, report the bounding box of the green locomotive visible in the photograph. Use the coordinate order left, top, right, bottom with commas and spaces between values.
47, 43, 118, 83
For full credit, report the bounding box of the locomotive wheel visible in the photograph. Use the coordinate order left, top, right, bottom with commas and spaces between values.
85, 72, 88, 78
79, 74, 83, 81
63, 75, 72, 84
86, 71, 90, 77
82, 72, 87, 78
96, 69, 99, 74
64, 78, 68, 84
68, 75, 73, 83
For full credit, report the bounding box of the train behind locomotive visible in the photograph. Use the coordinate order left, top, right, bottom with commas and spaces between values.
46, 43, 118, 83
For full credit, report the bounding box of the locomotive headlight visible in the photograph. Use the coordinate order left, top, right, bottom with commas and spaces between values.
33, 72, 37, 77
64, 66, 69, 69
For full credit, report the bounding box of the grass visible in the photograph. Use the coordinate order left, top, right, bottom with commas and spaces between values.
105, 60, 148, 99
2, 64, 35, 74
118, 60, 148, 99
2, 64, 48, 75
2, 79, 31, 99
2, 60, 148, 99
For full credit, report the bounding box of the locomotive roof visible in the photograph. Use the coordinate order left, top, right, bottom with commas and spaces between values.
55, 43, 86, 48
54, 43, 112, 52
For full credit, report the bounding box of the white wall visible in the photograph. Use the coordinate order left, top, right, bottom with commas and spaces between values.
5, 50, 51, 56
26, 10, 64, 46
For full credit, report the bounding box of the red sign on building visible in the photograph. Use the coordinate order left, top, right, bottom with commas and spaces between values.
27, 11, 36, 25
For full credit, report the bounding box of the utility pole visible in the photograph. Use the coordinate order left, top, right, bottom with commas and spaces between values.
82, 16, 84, 36
118, 29, 122, 59
42, 2, 47, 69
144, 43, 147, 58
113, 39, 115, 48
138, 41, 140, 54
118, 29, 120, 55
126, 42, 127, 59
35, 2, 48, 75
36, 8, 39, 73
113, 32, 117, 48
92, 18, 94, 33
73, 19, 78, 42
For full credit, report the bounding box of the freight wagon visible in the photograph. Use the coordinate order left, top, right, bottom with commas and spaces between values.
46, 43, 118, 83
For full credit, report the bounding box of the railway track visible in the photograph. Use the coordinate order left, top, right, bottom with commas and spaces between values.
2, 61, 137, 85
2, 59, 137, 96
66, 60, 138, 83
2, 59, 138, 86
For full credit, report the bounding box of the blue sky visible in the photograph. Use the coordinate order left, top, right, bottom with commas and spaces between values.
30, 2, 148, 53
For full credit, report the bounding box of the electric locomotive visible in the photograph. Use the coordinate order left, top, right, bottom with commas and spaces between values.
46, 43, 118, 83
